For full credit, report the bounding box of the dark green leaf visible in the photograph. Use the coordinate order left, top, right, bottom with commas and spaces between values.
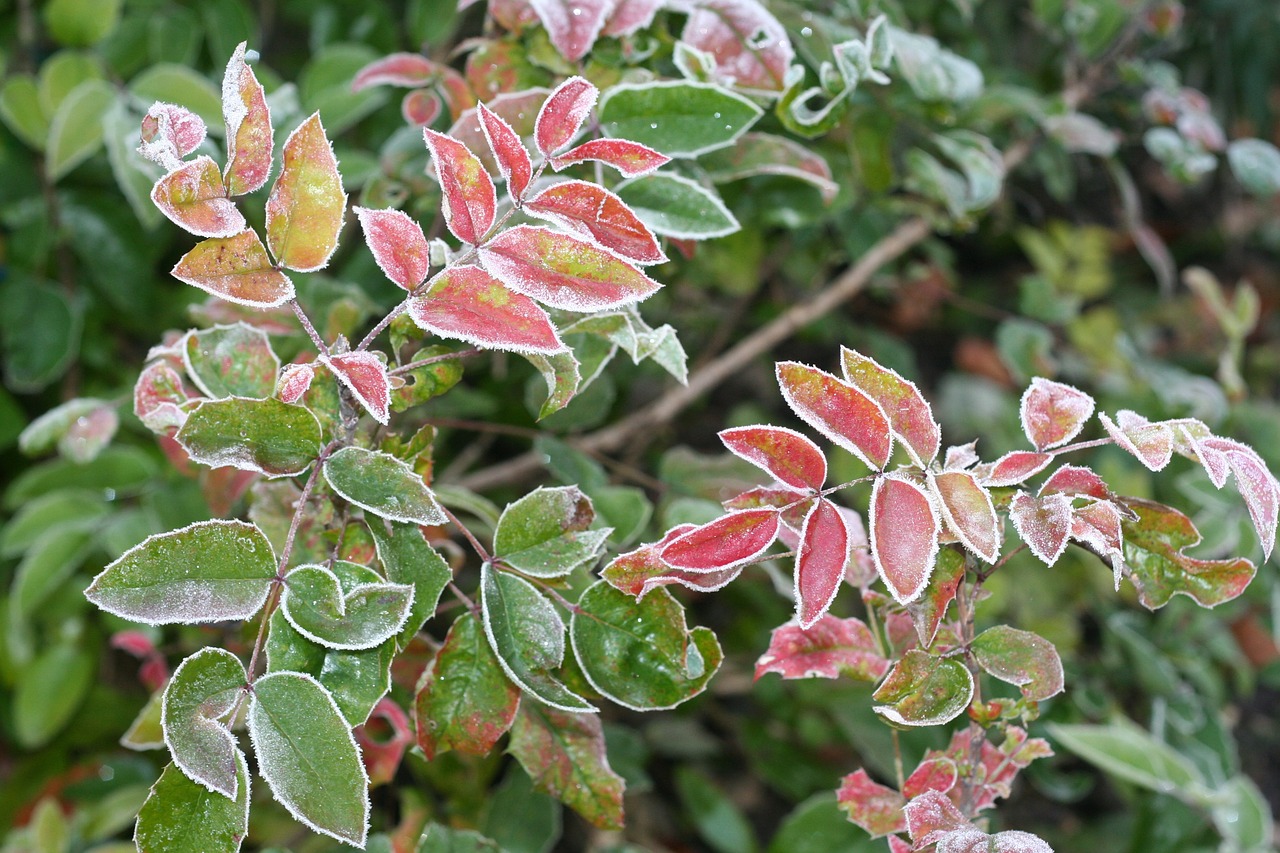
161, 648, 247, 798
134, 755, 249, 853
508, 703, 624, 830
324, 446, 447, 526
1121, 499, 1256, 610
494, 486, 607, 578
4, 446, 155, 509
177, 397, 323, 478
675, 767, 759, 853
597, 81, 762, 157
615, 174, 740, 239
481, 765, 561, 853
10, 526, 94, 617
0, 275, 81, 393
367, 519, 451, 645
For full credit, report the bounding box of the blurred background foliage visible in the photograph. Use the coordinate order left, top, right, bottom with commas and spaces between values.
0, 0, 1278, 850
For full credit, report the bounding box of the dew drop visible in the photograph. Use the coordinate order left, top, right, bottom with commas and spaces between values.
649, 122, 658, 129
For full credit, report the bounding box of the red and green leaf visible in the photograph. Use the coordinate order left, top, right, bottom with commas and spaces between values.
221, 42, 273, 196
524, 180, 666, 265
1099, 410, 1173, 471
1038, 464, 1110, 500
972, 625, 1064, 701
903, 790, 969, 847
680, 0, 794, 93
1121, 499, 1256, 609
410, 264, 564, 354
551, 138, 670, 178
423, 127, 497, 245
870, 473, 941, 604
508, 703, 624, 830
928, 470, 999, 563
139, 101, 206, 169
978, 450, 1053, 487
152, 156, 245, 238
1019, 377, 1095, 451
775, 361, 892, 471
535, 75, 598, 155
718, 424, 826, 491
1009, 492, 1073, 565
276, 362, 314, 404
531, 0, 611, 61
836, 770, 906, 838
795, 498, 849, 627
183, 323, 280, 399
351, 53, 440, 90
354, 207, 431, 291
904, 547, 965, 648
903, 758, 959, 800
477, 102, 533, 201
659, 508, 779, 572
172, 229, 294, 307
322, 351, 392, 425
873, 649, 974, 727
265, 113, 346, 271
755, 615, 889, 681
401, 89, 442, 126
840, 346, 940, 465
135, 361, 195, 433
601, 525, 742, 598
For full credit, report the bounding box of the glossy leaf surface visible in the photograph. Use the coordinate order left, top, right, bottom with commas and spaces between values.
172, 229, 293, 307
718, 424, 826, 491
162, 648, 247, 798
355, 207, 430, 291
493, 485, 605, 577
281, 563, 413, 650
424, 127, 496, 245
134, 755, 249, 853
1121, 499, 1255, 609
1019, 377, 1095, 451
659, 508, 779, 571
614, 173, 740, 240
870, 473, 940, 604
598, 81, 762, 157
534, 75, 597, 155
410, 264, 564, 354
152, 156, 245, 238
525, 180, 666, 265
972, 626, 1064, 701
841, 346, 939, 465
177, 397, 323, 477
508, 703, 624, 829
795, 499, 849, 627
323, 446, 447, 526
755, 615, 889, 681
873, 650, 974, 727
265, 113, 345, 271
776, 361, 891, 471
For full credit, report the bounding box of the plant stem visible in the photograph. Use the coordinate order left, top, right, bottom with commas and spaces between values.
442, 505, 491, 563
390, 348, 482, 375
290, 299, 329, 355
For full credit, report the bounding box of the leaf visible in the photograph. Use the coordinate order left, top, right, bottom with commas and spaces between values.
424, 127, 497, 245
700, 132, 838, 202
903, 758, 959, 801
135, 755, 250, 853
352, 52, 440, 89
265, 113, 345, 271
870, 473, 941, 604
478, 102, 533, 200
570, 581, 723, 710
1, 276, 81, 393
416, 613, 521, 760
601, 524, 743, 599
417, 825, 507, 852
1019, 377, 1095, 451
659, 509, 779, 571
221, 42, 273, 196
928, 471, 999, 563
905, 548, 965, 648
978, 450, 1054, 487
122, 690, 166, 751
281, 563, 413, 650
873, 650, 974, 727
18, 396, 114, 457
1099, 410, 1173, 472
248, 672, 369, 847
551, 138, 669, 177
354, 207, 431, 291
276, 363, 315, 405
794, 499, 849, 627
403, 89, 443, 126
524, 180, 666, 265
1120, 499, 1256, 609
172, 229, 295, 307
776, 362, 891, 471
1009, 492, 1073, 566
323, 446, 447, 526
597, 81, 763, 157
177, 397, 323, 477
680, 0, 793, 93
183, 323, 280, 399
138, 101, 206, 167
835, 770, 906, 838
614, 173, 740, 240
162, 648, 247, 798
1047, 720, 1205, 797
1037, 464, 1110, 500
10, 528, 93, 617
755, 615, 889, 682
493, 485, 605, 577
0, 74, 48, 150
367, 520, 451, 645
13, 641, 95, 748
45, 79, 114, 181
479, 224, 661, 311
1198, 437, 1280, 560
902, 789, 969, 847
508, 703, 624, 829
529, 2, 612, 63
840, 346, 939, 465
151, 156, 245, 237
410, 264, 565, 354
534, 76, 597, 157
85, 519, 277, 624
718, 425, 826, 491
971, 626, 1063, 702
322, 351, 392, 425
523, 349, 581, 419
1227, 137, 1280, 197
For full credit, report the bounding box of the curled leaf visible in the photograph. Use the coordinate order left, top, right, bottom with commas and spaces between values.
354, 207, 430, 291
873, 649, 974, 727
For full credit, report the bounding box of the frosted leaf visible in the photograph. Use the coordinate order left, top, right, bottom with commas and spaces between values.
1200, 436, 1280, 560
323, 446, 447, 526
265, 113, 346, 272
151, 156, 246, 238
351, 52, 440, 90
183, 322, 281, 399
276, 362, 315, 404
354, 206, 431, 291
176, 396, 323, 477
794, 499, 849, 627
659, 509, 780, 572
775, 361, 892, 471
162, 647, 247, 798
971, 625, 1064, 702
1070, 499, 1126, 588
756, 615, 889, 682
322, 351, 392, 425
680, 0, 794, 93
977, 450, 1053, 487
423, 127, 497, 245
927, 470, 999, 563
477, 103, 533, 201
280, 563, 414, 651
835, 769, 907, 838
551, 138, 670, 178
873, 650, 974, 727
524, 179, 667, 265
1099, 410, 1173, 471
135, 361, 195, 433
944, 440, 980, 470
718, 424, 827, 491
410, 264, 565, 354
839, 347, 939, 465
1038, 464, 1110, 500
535, 76, 598, 157
401, 89, 442, 126
869, 473, 941, 604
603, 0, 661, 36
172, 229, 294, 308
902, 758, 959, 800
221, 42, 273, 196
529, 2, 612, 64
139, 101, 206, 171
903, 789, 968, 847
1009, 492, 1073, 566
1019, 377, 1095, 451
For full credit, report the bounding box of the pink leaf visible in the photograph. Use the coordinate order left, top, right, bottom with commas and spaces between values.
354, 207, 431, 291
601, 525, 745, 598
276, 362, 315, 404
529, 1, 612, 63
659, 509, 779, 572
221, 43, 274, 196
887, 836, 912, 853
447, 88, 549, 175
151, 156, 245, 239
265, 113, 346, 272
903, 758, 959, 799
1038, 464, 1110, 499
424, 128, 497, 245
680, 0, 793, 92
795, 499, 849, 627
139, 102, 206, 169
841, 347, 940, 465
534, 76, 598, 156
755, 615, 888, 682
1202, 437, 1280, 560
944, 441, 981, 470
525, 180, 666, 265
1176, 424, 1231, 488
903, 789, 969, 848
322, 352, 392, 425
479, 224, 660, 311
478, 103, 533, 201
489, 0, 539, 30
775, 362, 892, 471
835, 769, 907, 838
723, 485, 811, 537
551, 138, 670, 178
718, 425, 826, 491
1070, 499, 1124, 556
409, 264, 564, 354
134, 361, 194, 433
1009, 492, 1073, 565
870, 473, 941, 604
978, 450, 1053, 487
934, 829, 1055, 853
1099, 410, 1173, 471
171, 229, 294, 308
1019, 377, 1095, 451
928, 470, 999, 563
401, 89, 442, 126
352, 53, 440, 90
603, 0, 662, 36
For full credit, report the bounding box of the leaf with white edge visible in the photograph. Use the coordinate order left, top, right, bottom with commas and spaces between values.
281, 563, 413, 651
134, 755, 250, 853
551, 138, 670, 178
718, 425, 826, 491
322, 352, 391, 425
172, 229, 294, 307
903, 758, 959, 801
177, 397, 323, 477
1198, 437, 1280, 560
776, 361, 891, 470
1099, 410, 1173, 471
1071, 500, 1125, 565
1009, 492, 1073, 566
835, 769, 906, 838
700, 131, 838, 202
508, 703, 624, 830
873, 650, 974, 727
248, 672, 369, 847
523, 349, 581, 419
85, 519, 277, 625
354, 207, 430, 291
1038, 464, 1110, 500
931, 827, 1055, 853
402, 89, 442, 126
479, 224, 661, 311
139, 101, 206, 169
477, 103, 532, 200
870, 473, 941, 604
480, 563, 595, 712
152, 156, 245, 238
614, 173, 740, 240
221, 43, 273, 196
276, 363, 314, 404
162, 648, 247, 798
928, 470, 999, 563
603, 0, 660, 35
352, 52, 445, 90
978, 450, 1053, 487
680, 0, 793, 93
972, 626, 1064, 702
411, 265, 565, 355
1227, 137, 1280, 197
493, 485, 606, 577
905, 547, 965, 648
183, 323, 280, 399
756, 615, 889, 682
841, 346, 939, 465
1019, 377, 1095, 451
122, 689, 165, 750
367, 520, 451, 645
525, 180, 666, 265
265, 113, 345, 272
903, 789, 969, 847
530, 1, 611, 63
18, 397, 114, 457
424, 127, 496, 245
1120, 499, 1256, 610
659, 508, 779, 572
597, 81, 763, 158
944, 441, 980, 470
446, 88, 548, 176
534, 75, 597, 156
323, 446, 447, 526
1047, 720, 1205, 797
795, 499, 848, 627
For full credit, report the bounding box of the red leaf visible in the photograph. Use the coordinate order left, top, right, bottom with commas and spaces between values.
1019, 377, 1095, 451
1071, 500, 1124, 561
755, 615, 888, 681
1009, 492, 1073, 565
904, 548, 964, 649
718, 425, 826, 491
978, 450, 1053, 487
409, 264, 564, 354
551, 138, 670, 178
529, 1, 612, 63
659, 509, 779, 572
1039, 464, 1110, 500
525, 180, 666, 265
887, 836, 912, 853
221, 43, 273, 196
489, 0, 539, 30
680, 0, 794, 92
775, 362, 892, 471
723, 485, 811, 536
478, 103, 533, 201
602, 525, 743, 598
839, 505, 877, 588
352, 53, 439, 90
151, 156, 244, 239
903, 758, 959, 799
479, 224, 660, 311
603, 0, 662, 36
835, 770, 906, 838
1099, 410, 1173, 471
423, 128, 497, 245
355, 698, 412, 787
795, 499, 849, 627
265, 113, 346, 272
172, 229, 294, 307
276, 362, 315, 404
841, 347, 940, 465
870, 473, 940, 604
354, 207, 431, 291
928, 471, 999, 563
534, 75, 598, 156
323, 351, 392, 425
904, 790, 969, 848
401, 89, 442, 126
139, 101, 206, 169
1202, 437, 1280, 560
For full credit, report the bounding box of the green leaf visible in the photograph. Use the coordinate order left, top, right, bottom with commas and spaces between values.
615, 173, 740, 240
85, 519, 277, 625
522, 350, 581, 419
121, 689, 165, 750
324, 446, 447, 526
10, 526, 94, 617
183, 324, 281, 399
1227, 138, 1280, 197
597, 81, 762, 157
45, 78, 114, 181
1047, 720, 1206, 798
39, 50, 105, 114
1121, 499, 1256, 610
416, 825, 507, 853
134, 755, 249, 853
367, 520, 451, 645
4, 446, 155, 509
508, 703, 624, 830
570, 582, 722, 711
767, 793, 878, 853
44, 0, 122, 46
0, 74, 49, 149
390, 358, 465, 412
480, 564, 594, 713
1211, 775, 1274, 852
871, 649, 974, 727
18, 397, 112, 457
0, 275, 81, 393
129, 63, 222, 126
176, 397, 323, 478
248, 671, 369, 847
13, 641, 95, 748
493, 486, 607, 578
162, 648, 247, 798
589, 485, 652, 549
300, 43, 389, 135
675, 767, 759, 853
281, 563, 413, 650
971, 625, 1064, 702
